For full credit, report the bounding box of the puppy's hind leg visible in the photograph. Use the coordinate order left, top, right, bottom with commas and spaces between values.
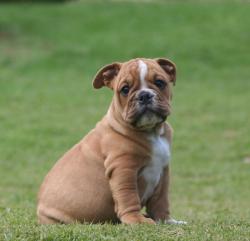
37, 204, 75, 224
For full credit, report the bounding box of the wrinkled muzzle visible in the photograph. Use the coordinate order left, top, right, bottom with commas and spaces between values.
123, 89, 170, 129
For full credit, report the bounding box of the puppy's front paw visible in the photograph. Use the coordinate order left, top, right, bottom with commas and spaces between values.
121, 212, 156, 225
165, 218, 187, 225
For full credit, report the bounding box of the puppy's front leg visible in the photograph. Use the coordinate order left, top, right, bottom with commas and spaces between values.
146, 166, 186, 225
105, 157, 155, 225
146, 166, 170, 222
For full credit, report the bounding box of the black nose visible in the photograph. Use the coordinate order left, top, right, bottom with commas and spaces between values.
138, 91, 154, 105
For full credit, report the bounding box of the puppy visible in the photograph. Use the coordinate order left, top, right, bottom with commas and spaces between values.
37, 58, 186, 225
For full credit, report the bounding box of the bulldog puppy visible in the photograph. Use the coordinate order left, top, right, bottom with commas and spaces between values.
37, 58, 186, 225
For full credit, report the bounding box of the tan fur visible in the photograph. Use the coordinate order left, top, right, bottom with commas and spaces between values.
37, 58, 177, 224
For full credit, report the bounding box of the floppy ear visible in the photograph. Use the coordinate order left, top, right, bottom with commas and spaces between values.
155, 58, 176, 85
92, 63, 121, 89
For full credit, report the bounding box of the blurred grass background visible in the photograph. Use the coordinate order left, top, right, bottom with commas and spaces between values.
0, 0, 250, 240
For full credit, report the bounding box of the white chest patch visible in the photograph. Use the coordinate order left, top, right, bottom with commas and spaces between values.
141, 136, 171, 202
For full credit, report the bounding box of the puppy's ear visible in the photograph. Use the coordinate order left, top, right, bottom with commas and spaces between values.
92, 63, 121, 89
155, 58, 176, 85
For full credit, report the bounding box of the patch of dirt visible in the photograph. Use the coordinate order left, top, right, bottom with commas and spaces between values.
243, 156, 250, 164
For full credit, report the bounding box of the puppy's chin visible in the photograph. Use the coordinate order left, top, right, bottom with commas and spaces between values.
129, 108, 168, 130
135, 112, 165, 130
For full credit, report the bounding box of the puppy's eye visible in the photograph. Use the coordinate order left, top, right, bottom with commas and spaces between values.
120, 85, 130, 96
154, 79, 166, 90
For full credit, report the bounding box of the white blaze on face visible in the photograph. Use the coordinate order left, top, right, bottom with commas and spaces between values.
138, 60, 148, 89
136, 59, 159, 129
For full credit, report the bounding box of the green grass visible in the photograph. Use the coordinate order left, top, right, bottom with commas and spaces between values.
0, 0, 250, 240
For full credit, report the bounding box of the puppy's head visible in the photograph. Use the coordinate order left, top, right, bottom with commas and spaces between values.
93, 58, 176, 130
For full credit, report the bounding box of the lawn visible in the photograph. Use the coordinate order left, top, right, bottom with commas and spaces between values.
0, 0, 250, 240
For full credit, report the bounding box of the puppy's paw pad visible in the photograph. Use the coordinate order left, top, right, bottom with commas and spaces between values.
166, 218, 187, 225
